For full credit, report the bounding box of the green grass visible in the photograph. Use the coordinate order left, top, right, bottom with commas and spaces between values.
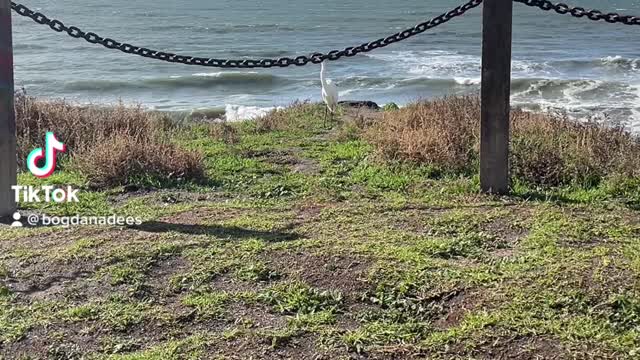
106, 335, 209, 360
2, 103, 639, 358
182, 291, 230, 319
258, 281, 343, 315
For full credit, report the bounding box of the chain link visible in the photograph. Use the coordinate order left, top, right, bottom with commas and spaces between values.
10, 0, 482, 68
514, 0, 640, 25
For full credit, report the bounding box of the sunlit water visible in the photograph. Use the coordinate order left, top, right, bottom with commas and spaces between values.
10, 0, 640, 129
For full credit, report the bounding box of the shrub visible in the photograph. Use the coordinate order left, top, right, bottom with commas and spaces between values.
365, 96, 640, 187
365, 96, 479, 174
208, 122, 240, 144
72, 131, 204, 188
511, 112, 640, 186
15, 93, 205, 189
15, 93, 168, 164
383, 103, 400, 111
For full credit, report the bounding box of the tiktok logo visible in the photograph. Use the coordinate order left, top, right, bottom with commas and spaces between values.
14, 132, 80, 205
27, 132, 66, 178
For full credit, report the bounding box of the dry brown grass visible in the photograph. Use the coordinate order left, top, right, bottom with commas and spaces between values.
72, 131, 204, 188
208, 122, 240, 144
511, 113, 640, 186
365, 97, 480, 172
16, 93, 159, 163
15, 93, 205, 188
366, 96, 640, 186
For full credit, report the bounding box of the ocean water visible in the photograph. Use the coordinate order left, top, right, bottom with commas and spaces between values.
10, 0, 640, 130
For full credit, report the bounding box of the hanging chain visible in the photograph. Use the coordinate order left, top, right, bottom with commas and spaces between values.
514, 0, 640, 25
11, 1, 640, 68
10, 0, 483, 68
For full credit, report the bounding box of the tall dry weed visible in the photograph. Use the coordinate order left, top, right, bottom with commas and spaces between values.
366, 96, 640, 186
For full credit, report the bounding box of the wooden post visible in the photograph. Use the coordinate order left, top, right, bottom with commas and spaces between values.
0, 0, 16, 217
480, 0, 512, 194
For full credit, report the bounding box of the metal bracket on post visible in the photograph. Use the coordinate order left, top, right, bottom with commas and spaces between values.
0, 0, 16, 218
480, 0, 512, 194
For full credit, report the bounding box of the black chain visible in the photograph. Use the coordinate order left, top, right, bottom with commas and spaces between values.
12, 1, 640, 68
514, 0, 640, 25
10, 0, 483, 68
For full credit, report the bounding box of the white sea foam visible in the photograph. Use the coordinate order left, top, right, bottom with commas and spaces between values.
629, 84, 640, 132
366, 50, 479, 77
192, 71, 259, 77
600, 56, 640, 71
512, 79, 614, 110
562, 80, 605, 107
453, 77, 481, 85
366, 50, 553, 84
509, 78, 640, 132
225, 104, 284, 122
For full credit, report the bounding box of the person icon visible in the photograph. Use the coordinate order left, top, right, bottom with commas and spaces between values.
11, 212, 23, 227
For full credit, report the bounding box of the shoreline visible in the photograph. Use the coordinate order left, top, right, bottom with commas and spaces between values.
17, 93, 640, 134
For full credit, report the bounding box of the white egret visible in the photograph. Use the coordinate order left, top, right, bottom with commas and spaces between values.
320, 61, 338, 127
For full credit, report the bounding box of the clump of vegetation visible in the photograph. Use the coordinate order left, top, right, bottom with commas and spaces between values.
254, 101, 324, 133
15, 93, 205, 188
511, 112, 640, 186
182, 291, 230, 320
365, 96, 640, 187
235, 263, 281, 282
15, 92, 165, 162
207, 122, 240, 144
382, 102, 399, 111
72, 131, 204, 188
258, 281, 343, 315
366, 96, 479, 173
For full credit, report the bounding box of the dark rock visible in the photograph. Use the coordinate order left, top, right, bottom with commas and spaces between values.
338, 100, 380, 110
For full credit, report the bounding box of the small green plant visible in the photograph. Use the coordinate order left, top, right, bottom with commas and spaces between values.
416, 232, 490, 259
182, 291, 230, 319
235, 263, 281, 282
222, 328, 243, 341
60, 304, 99, 322
258, 282, 343, 315
382, 102, 399, 111
342, 321, 428, 353
106, 261, 148, 286
48, 343, 84, 360
608, 293, 640, 331
288, 310, 337, 329
100, 297, 152, 332
56, 238, 104, 262
258, 329, 301, 349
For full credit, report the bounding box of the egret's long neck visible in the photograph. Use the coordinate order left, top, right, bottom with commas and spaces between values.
320, 62, 328, 86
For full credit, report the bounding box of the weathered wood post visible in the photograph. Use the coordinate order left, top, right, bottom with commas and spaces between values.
480, 0, 512, 194
0, 0, 16, 217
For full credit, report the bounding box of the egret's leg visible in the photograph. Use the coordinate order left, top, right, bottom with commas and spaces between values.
323, 107, 328, 128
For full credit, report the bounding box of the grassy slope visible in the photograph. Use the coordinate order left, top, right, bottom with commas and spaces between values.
1, 106, 639, 359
